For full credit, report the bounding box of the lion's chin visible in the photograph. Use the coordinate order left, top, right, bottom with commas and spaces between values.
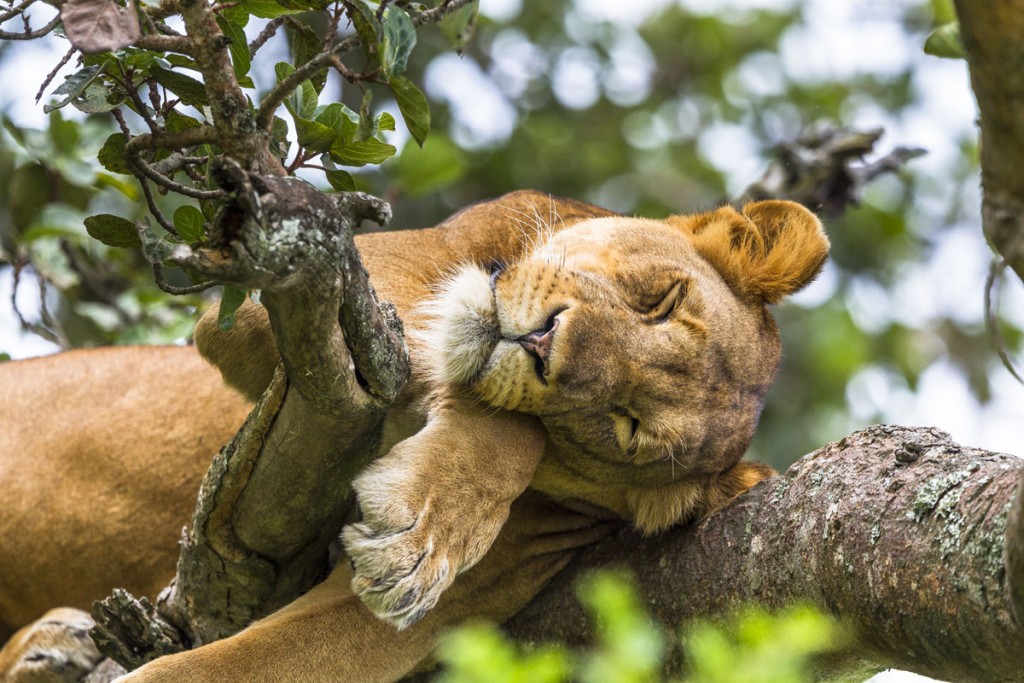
422, 265, 500, 387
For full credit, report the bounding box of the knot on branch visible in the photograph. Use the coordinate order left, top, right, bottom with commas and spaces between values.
740, 122, 926, 217
171, 158, 390, 293
90, 589, 186, 671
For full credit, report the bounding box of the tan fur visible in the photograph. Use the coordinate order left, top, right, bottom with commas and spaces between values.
0, 608, 101, 682
0, 191, 828, 682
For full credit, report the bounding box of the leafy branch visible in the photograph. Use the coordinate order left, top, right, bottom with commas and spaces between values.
0, 0, 479, 334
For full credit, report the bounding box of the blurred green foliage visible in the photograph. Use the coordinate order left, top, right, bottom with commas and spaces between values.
0, 0, 1019, 468
434, 571, 844, 683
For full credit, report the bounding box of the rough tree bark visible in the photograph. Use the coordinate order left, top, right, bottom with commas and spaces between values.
505, 425, 1024, 683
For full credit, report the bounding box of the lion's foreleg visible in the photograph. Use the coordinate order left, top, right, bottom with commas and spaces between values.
341, 398, 548, 628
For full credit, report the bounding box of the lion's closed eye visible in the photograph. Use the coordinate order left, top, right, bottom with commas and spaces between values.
648, 279, 688, 323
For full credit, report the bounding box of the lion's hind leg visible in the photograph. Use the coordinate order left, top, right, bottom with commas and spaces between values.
114, 566, 435, 683
0, 608, 102, 682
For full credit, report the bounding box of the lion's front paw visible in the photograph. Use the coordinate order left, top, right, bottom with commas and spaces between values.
341, 464, 508, 629
341, 504, 454, 629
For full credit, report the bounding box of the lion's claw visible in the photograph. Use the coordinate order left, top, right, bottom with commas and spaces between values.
341, 518, 453, 629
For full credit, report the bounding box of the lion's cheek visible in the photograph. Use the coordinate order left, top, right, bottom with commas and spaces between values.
422, 266, 500, 386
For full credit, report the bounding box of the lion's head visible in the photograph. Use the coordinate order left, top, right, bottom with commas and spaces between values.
422, 200, 828, 531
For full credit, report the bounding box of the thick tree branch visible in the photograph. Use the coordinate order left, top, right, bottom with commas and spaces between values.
506, 425, 1024, 682
91, 162, 409, 665
952, 0, 1024, 285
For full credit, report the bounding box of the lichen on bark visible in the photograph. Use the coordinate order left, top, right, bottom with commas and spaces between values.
506, 425, 1024, 683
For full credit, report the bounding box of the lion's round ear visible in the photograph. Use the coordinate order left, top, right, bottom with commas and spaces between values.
673, 200, 829, 304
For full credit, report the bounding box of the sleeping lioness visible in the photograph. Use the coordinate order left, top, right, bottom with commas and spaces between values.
0, 191, 828, 682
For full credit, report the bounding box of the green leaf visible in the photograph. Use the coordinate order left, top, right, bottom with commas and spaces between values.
241, 0, 326, 18
218, 285, 248, 330
343, 0, 379, 60
924, 22, 965, 60
217, 17, 252, 80
325, 169, 356, 191
165, 54, 201, 71
395, 134, 465, 196
221, 4, 250, 26
165, 110, 202, 133
98, 132, 130, 174
123, 48, 159, 70
3, 118, 26, 146
150, 64, 209, 106
44, 64, 104, 113
296, 118, 337, 152
377, 112, 396, 132
288, 21, 327, 93
276, 62, 318, 120
380, 6, 416, 76
389, 75, 430, 146
173, 205, 206, 243
85, 213, 142, 248
48, 110, 80, 156
330, 137, 396, 166
95, 173, 139, 200
316, 102, 359, 138
438, 0, 479, 54
72, 81, 124, 113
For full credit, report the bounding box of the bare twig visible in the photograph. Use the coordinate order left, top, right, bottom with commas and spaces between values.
0, 12, 58, 39
118, 63, 160, 133
330, 55, 380, 83
151, 263, 217, 295
9, 258, 65, 346
35, 45, 76, 103
984, 258, 1024, 384
131, 156, 224, 199
110, 107, 132, 137
411, 0, 476, 27
325, 3, 343, 50
137, 177, 179, 235
151, 153, 209, 176
124, 128, 225, 200
0, 0, 39, 24
254, 35, 359, 131
248, 16, 285, 58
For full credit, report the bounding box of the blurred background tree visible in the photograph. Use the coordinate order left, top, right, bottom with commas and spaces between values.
0, 0, 1020, 473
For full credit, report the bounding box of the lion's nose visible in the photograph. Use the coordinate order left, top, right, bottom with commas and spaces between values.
517, 314, 560, 380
